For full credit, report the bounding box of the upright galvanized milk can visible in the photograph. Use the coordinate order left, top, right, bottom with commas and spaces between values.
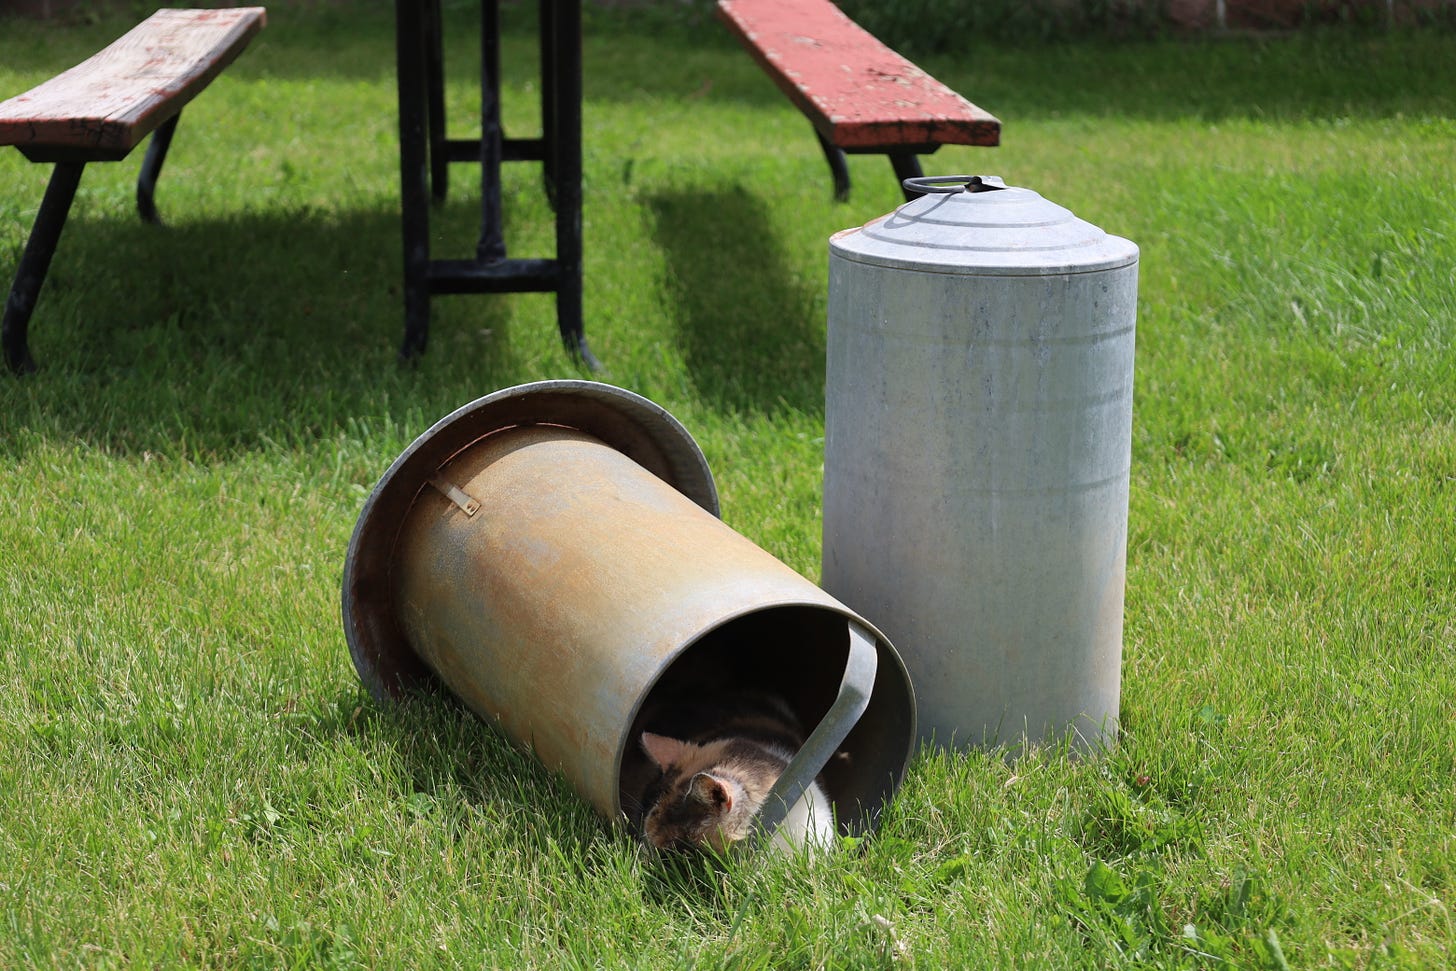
822, 176, 1139, 752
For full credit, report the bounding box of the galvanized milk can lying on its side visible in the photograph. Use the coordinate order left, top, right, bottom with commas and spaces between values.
823, 176, 1139, 753
342, 380, 915, 842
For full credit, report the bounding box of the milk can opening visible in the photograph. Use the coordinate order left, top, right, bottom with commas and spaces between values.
619, 605, 915, 836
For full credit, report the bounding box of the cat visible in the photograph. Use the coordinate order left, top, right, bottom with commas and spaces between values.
632, 691, 837, 855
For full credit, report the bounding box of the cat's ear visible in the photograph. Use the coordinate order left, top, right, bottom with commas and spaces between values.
641, 732, 689, 770
688, 772, 733, 812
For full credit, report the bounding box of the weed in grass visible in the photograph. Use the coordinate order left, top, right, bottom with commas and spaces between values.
1056, 860, 1173, 962
1052, 860, 1300, 968
1074, 780, 1205, 859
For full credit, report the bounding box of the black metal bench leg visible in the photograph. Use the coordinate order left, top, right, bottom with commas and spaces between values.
4, 160, 86, 375
137, 112, 180, 225
814, 128, 852, 203
424, 0, 449, 203
891, 151, 925, 202
396, 0, 432, 360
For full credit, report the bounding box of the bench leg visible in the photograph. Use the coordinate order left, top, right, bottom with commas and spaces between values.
891, 152, 925, 202
4, 161, 86, 375
813, 129, 852, 203
137, 113, 181, 225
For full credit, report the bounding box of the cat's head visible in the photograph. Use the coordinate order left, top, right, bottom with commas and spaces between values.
638, 732, 757, 853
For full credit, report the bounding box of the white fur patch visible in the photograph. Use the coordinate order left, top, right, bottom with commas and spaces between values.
766, 780, 836, 854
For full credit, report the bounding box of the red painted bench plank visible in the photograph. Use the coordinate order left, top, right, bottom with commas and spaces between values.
0, 7, 266, 157
716, 0, 999, 151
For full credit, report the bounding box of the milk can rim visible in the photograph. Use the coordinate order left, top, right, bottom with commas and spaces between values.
341, 380, 721, 704
828, 236, 1140, 276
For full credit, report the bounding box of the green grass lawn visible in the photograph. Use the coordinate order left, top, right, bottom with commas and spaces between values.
2, 4, 1454, 967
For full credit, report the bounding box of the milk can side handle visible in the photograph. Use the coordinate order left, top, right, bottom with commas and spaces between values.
752, 621, 879, 846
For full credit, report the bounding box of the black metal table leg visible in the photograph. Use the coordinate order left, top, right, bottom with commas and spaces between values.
548, 0, 593, 367
424, 0, 449, 203
396, 0, 433, 360
136, 112, 180, 225
477, 0, 506, 264
4, 160, 86, 375
392, 0, 592, 366
540, 0, 558, 207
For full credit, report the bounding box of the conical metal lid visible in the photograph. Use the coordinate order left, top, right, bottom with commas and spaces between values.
830, 175, 1138, 276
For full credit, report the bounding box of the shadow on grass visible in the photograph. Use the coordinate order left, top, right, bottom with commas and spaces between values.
310, 684, 614, 850
307, 682, 762, 910
0, 195, 552, 459
646, 185, 825, 417
327, 684, 761, 914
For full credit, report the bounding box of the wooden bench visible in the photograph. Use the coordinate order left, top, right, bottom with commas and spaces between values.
0, 7, 267, 375
716, 0, 1000, 202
